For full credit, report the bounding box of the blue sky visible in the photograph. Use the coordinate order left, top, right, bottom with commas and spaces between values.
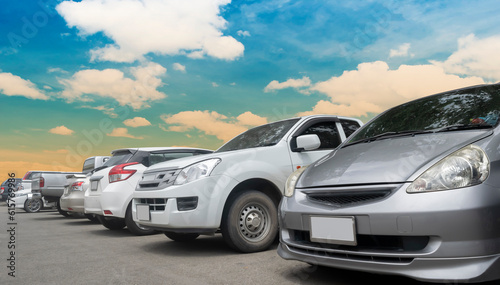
2, 0, 500, 178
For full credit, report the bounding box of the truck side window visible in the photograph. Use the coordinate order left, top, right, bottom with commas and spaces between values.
340, 119, 361, 138
301, 122, 342, 150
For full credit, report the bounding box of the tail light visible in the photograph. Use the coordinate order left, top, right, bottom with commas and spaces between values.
71, 182, 84, 191
109, 162, 139, 183
23, 171, 32, 180
0, 187, 4, 194
39, 177, 45, 188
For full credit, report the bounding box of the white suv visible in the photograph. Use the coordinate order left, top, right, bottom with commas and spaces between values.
133, 115, 363, 251
85, 147, 213, 235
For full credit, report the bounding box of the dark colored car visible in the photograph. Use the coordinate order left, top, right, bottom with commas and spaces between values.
1, 178, 22, 201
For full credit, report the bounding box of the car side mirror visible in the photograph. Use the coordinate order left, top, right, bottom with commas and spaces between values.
294, 134, 321, 152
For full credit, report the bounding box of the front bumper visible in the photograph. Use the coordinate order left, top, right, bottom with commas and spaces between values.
278, 182, 500, 283
132, 174, 238, 232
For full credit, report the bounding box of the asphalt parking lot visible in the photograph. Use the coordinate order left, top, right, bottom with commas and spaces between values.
0, 203, 485, 285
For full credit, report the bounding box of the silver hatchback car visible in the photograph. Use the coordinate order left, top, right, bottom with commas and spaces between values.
278, 83, 500, 283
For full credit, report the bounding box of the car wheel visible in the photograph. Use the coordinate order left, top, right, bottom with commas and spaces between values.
97, 215, 126, 230
24, 198, 42, 213
85, 214, 99, 223
164, 232, 200, 242
125, 203, 157, 236
221, 190, 278, 253
56, 201, 70, 217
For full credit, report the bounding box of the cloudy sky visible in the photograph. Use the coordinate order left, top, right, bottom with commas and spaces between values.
2, 0, 500, 180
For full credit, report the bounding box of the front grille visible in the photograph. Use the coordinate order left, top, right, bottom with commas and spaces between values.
137, 198, 168, 211
306, 190, 391, 208
137, 169, 180, 190
293, 230, 429, 252
288, 230, 429, 264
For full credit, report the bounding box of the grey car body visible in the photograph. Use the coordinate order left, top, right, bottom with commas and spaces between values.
278, 83, 500, 283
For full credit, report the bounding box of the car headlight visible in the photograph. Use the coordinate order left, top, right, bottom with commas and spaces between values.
284, 166, 308, 197
407, 144, 489, 193
174, 158, 221, 185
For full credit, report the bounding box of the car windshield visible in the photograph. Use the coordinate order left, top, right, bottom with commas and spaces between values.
216, 118, 300, 153
347, 85, 500, 145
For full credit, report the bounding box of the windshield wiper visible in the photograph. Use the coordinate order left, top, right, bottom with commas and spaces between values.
434, 123, 493, 133
344, 130, 433, 147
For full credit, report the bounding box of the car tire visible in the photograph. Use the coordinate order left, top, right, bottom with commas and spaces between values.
164, 232, 200, 242
124, 203, 157, 236
24, 198, 42, 213
97, 215, 126, 230
221, 190, 278, 253
85, 214, 99, 223
56, 201, 71, 217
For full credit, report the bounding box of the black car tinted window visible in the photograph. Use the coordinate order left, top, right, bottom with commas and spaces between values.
102, 150, 134, 167
148, 152, 197, 166
82, 157, 95, 174
340, 119, 362, 138
300, 121, 342, 149
216, 118, 300, 153
349, 85, 500, 143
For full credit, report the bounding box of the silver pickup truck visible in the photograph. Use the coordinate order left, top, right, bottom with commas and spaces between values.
31, 156, 109, 216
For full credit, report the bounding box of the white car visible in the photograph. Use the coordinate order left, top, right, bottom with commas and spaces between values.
85, 147, 213, 235
13, 180, 55, 212
133, 115, 363, 252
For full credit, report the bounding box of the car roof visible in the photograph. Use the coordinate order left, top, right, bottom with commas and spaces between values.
1, 178, 22, 185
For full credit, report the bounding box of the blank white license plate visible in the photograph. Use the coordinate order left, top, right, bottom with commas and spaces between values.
137, 204, 150, 221
310, 216, 357, 245
90, 181, 98, 191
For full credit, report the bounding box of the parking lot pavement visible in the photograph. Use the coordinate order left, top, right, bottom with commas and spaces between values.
0, 203, 431, 285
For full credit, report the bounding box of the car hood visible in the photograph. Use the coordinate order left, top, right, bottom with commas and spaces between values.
143, 147, 276, 173
297, 130, 492, 188
144, 152, 220, 172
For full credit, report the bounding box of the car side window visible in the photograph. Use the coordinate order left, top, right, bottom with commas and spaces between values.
148, 152, 195, 166
340, 119, 362, 138
300, 121, 342, 150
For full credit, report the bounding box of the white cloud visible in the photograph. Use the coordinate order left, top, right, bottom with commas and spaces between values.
237, 30, 251, 37
123, 117, 151, 127
212, 82, 219, 87
57, 0, 244, 62
236, 111, 268, 126
161, 110, 267, 142
389, 43, 412, 58
432, 34, 500, 82
59, 62, 167, 109
106, 127, 143, 139
299, 61, 484, 117
0, 72, 48, 100
49, 125, 74, 136
172, 63, 186, 73
47, 67, 68, 73
264, 76, 311, 93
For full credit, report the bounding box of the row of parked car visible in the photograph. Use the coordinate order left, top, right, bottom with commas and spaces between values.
3, 83, 500, 283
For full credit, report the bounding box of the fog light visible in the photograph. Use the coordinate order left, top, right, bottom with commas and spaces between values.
177, 197, 198, 211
